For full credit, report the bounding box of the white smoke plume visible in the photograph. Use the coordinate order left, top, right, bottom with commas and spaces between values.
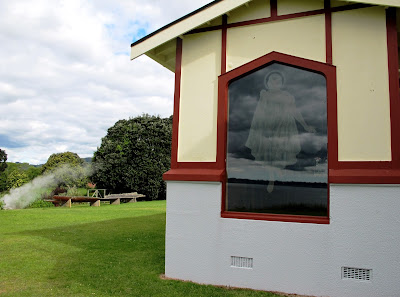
1, 164, 92, 210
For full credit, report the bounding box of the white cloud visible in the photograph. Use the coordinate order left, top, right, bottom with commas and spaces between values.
0, 0, 212, 164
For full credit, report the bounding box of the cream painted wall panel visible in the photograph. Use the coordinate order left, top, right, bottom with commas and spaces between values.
332, 7, 391, 161
331, 0, 353, 8
228, 0, 270, 24
277, 0, 324, 15
178, 31, 221, 162
226, 15, 326, 71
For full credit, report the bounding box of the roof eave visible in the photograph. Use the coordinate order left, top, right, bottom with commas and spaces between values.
130, 0, 400, 70
130, 0, 251, 62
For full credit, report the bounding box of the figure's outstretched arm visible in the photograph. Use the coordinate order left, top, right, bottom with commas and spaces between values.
291, 97, 316, 133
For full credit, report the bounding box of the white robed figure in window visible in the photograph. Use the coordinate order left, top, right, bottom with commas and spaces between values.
245, 71, 315, 192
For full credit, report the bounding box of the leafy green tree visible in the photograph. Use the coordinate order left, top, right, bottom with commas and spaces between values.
0, 172, 7, 192
0, 149, 8, 192
6, 170, 29, 189
0, 162, 43, 193
92, 114, 172, 200
26, 166, 42, 180
0, 149, 7, 173
42, 152, 84, 173
42, 152, 88, 188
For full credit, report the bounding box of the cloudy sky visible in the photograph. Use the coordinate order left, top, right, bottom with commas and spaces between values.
0, 0, 212, 164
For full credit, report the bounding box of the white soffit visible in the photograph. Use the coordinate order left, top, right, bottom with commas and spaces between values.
130, 0, 251, 61
349, 0, 400, 7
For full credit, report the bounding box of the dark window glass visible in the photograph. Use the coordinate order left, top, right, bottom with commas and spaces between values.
226, 63, 328, 216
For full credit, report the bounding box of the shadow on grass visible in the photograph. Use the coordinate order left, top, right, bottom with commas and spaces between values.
13, 214, 166, 296
11, 213, 282, 297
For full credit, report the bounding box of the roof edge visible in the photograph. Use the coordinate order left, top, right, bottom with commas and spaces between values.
130, 0, 224, 48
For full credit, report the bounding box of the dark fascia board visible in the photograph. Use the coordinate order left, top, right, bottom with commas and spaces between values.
130, 0, 223, 48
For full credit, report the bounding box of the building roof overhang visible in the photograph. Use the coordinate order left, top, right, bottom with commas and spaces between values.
130, 0, 400, 72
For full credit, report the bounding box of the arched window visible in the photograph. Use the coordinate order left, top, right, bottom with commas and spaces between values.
218, 52, 336, 223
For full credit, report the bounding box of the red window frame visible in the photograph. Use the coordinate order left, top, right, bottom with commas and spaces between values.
217, 51, 336, 224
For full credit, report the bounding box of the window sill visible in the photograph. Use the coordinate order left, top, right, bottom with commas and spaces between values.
221, 211, 330, 224
163, 168, 225, 182
329, 169, 400, 184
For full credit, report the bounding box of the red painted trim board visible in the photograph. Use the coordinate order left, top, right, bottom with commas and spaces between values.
221, 212, 330, 224
386, 7, 400, 169
164, 168, 225, 182
221, 14, 227, 75
325, 0, 333, 64
330, 169, 400, 184
169, 37, 182, 170
270, 0, 277, 17
187, 3, 373, 35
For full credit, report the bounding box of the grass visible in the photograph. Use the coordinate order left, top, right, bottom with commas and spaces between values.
0, 201, 284, 297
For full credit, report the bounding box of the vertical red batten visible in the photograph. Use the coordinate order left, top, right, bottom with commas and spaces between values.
386, 8, 400, 168
220, 14, 228, 215
221, 14, 227, 75
325, 0, 333, 64
170, 37, 182, 170
216, 14, 228, 170
270, 0, 278, 17
218, 79, 228, 215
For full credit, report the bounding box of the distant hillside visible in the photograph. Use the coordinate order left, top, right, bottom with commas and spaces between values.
12, 155, 91, 167
13, 162, 42, 169
83, 157, 92, 163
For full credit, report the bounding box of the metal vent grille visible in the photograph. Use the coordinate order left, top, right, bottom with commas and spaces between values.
231, 256, 253, 269
342, 267, 372, 281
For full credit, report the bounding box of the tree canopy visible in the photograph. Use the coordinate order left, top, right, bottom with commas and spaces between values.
6, 170, 29, 189
0, 149, 7, 173
0, 161, 40, 193
42, 152, 88, 188
42, 152, 84, 173
92, 114, 172, 200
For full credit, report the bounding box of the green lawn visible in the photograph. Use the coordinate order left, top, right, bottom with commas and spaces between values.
0, 201, 283, 297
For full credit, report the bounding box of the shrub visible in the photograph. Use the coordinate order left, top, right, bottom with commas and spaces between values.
28, 198, 54, 208
6, 170, 29, 189
42, 152, 90, 188
66, 186, 87, 197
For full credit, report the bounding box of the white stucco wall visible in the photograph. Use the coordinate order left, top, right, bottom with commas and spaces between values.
165, 182, 400, 297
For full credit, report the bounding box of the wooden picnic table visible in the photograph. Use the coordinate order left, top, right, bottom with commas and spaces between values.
50, 192, 146, 208
103, 192, 146, 204
51, 196, 101, 207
